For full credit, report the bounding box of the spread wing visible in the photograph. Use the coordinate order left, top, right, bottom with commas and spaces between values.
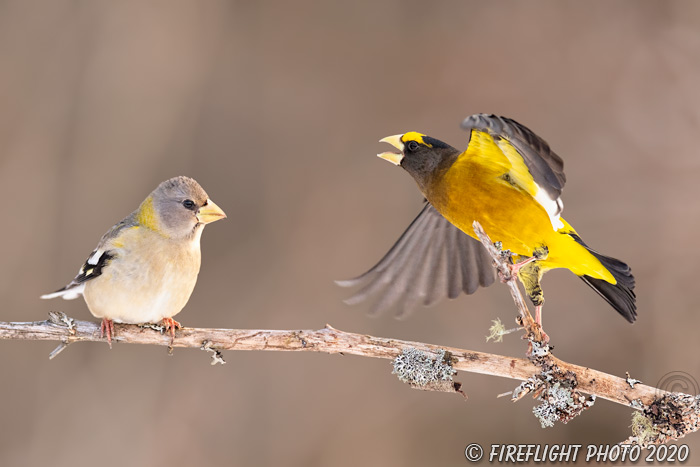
337, 203, 496, 318
460, 114, 567, 227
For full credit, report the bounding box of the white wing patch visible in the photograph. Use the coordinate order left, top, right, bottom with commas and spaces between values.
87, 249, 104, 266
534, 186, 564, 230
42, 248, 114, 300
494, 137, 564, 231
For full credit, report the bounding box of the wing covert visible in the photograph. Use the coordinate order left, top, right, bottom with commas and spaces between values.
461, 114, 566, 223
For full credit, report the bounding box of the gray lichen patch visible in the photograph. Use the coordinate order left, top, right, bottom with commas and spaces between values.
625, 372, 642, 388
628, 393, 700, 446
201, 340, 226, 366
532, 382, 596, 428
139, 322, 167, 334
529, 339, 551, 358
392, 348, 463, 396
512, 368, 595, 428
48, 311, 76, 334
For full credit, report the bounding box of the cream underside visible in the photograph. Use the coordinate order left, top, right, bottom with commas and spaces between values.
83, 226, 202, 324
84, 264, 197, 323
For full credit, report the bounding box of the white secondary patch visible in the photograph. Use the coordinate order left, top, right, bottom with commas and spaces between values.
87, 249, 103, 266
533, 185, 564, 230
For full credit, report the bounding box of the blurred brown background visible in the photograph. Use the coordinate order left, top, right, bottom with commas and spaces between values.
1, 1, 699, 466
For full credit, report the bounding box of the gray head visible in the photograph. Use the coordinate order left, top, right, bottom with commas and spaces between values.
139, 176, 226, 239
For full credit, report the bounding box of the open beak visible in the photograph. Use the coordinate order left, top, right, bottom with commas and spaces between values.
197, 199, 227, 224
377, 134, 405, 166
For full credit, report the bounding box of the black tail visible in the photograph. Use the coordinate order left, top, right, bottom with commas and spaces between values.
570, 234, 637, 323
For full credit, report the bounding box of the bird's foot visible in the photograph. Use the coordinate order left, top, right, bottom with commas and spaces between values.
498, 255, 537, 283
161, 317, 181, 338
100, 318, 114, 348
507, 246, 549, 278
509, 255, 538, 276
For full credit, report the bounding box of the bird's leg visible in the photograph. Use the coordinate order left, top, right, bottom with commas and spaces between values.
161, 317, 181, 338
100, 318, 114, 347
534, 305, 550, 344
518, 259, 550, 344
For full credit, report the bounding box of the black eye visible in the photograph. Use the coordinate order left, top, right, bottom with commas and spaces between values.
182, 199, 196, 210
406, 141, 419, 152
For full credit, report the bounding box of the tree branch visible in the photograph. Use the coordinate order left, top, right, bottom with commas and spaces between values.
468, 220, 699, 444
1, 222, 696, 446
1, 313, 699, 446
0, 315, 670, 407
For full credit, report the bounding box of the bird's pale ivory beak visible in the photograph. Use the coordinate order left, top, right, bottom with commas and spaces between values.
377, 134, 405, 166
197, 199, 227, 224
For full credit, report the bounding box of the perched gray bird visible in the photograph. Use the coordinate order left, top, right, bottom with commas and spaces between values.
42, 176, 227, 344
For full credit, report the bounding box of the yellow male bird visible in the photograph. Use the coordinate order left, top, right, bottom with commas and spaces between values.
42, 176, 227, 344
339, 115, 635, 334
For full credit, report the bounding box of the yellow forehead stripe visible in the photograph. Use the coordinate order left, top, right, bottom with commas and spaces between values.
401, 132, 432, 147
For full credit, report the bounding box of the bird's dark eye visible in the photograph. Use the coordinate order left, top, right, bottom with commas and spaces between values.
182, 199, 196, 210
406, 140, 419, 152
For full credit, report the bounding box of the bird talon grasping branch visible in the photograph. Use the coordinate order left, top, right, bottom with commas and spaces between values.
161, 317, 182, 338
472, 222, 548, 345
100, 318, 114, 347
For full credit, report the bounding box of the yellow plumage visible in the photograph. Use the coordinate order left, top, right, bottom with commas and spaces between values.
340, 114, 636, 325
430, 129, 615, 284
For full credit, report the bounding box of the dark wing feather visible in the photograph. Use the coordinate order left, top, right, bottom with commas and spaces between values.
41, 217, 132, 299
68, 249, 114, 287
40, 249, 115, 298
461, 113, 566, 217
337, 203, 496, 318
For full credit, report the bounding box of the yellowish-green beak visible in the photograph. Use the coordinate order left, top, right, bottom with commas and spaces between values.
197, 199, 227, 224
377, 134, 404, 166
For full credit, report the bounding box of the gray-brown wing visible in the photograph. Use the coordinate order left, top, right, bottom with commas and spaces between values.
461, 113, 566, 218
337, 203, 496, 319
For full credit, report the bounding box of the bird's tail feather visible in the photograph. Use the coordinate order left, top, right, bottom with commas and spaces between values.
569, 234, 636, 322
40, 283, 85, 300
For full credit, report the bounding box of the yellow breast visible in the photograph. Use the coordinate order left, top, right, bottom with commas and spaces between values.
429, 153, 557, 258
